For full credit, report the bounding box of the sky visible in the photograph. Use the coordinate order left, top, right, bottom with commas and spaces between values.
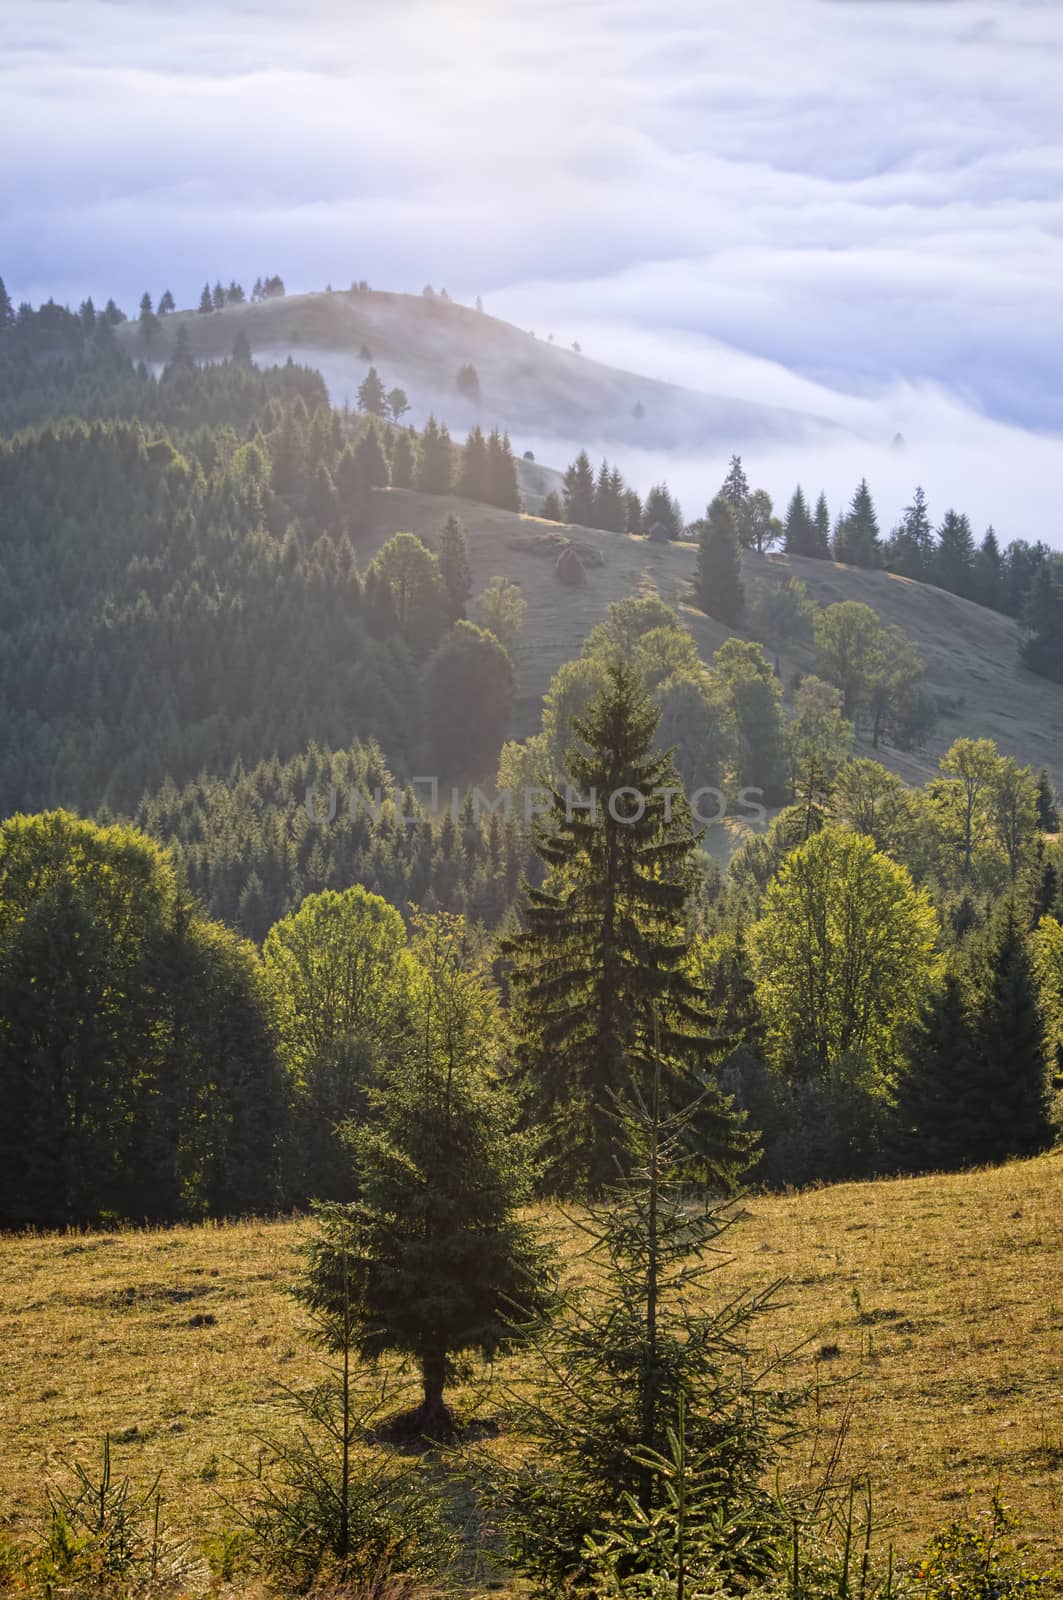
3, 0, 1063, 540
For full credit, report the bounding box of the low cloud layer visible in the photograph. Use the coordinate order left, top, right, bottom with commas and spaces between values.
3, 0, 1062, 540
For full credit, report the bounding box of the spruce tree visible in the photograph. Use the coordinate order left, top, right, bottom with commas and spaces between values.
693, 495, 744, 624
459, 424, 490, 501
935, 509, 976, 597
973, 526, 1003, 611
1036, 769, 1060, 833
641, 484, 682, 539
354, 420, 390, 488
298, 914, 553, 1435
783, 485, 815, 555
719, 453, 750, 513
504, 662, 752, 1193
356, 366, 387, 416
415, 415, 454, 495
390, 427, 416, 488
0, 275, 13, 332
438, 512, 472, 619
891, 974, 980, 1172
833, 479, 881, 567
888, 486, 932, 579
198, 283, 213, 314
496, 1051, 791, 1594
486, 427, 521, 511
562, 449, 595, 526
965, 905, 1054, 1164
541, 489, 563, 522
811, 491, 832, 558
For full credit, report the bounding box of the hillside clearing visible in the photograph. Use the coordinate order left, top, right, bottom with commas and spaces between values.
2, 1152, 1062, 1560
361, 487, 1063, 789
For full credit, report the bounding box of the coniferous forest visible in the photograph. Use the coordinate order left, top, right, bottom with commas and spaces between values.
2, 276, 1063, 1594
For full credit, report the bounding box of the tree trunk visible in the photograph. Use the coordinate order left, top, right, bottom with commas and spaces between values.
415, 1350, 453, 1439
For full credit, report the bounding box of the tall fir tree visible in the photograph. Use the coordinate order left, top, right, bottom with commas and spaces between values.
486, 427, 522, 511
935, 509, 976, 598
563, 449, 596, 526
811, 490, 832, 558
888, 486, 933, 579
965, 904, 1054, 1164
459, 424, 490, 502
833, 479, 881, 567
783, 485, 815, 556
0, 275, 13, 332
973, 526, 1003, 611
415, 415, 454, 495
693, 496, 744, 624
503, 662, 752, 1194
438, 512, 472, 620
890, 974, 981, 1172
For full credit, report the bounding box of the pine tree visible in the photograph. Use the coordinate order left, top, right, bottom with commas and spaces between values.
504, 662, 752, 1193
833, 480, 881, 567
415, 415, 454, 495
935, 509, 976, 597
593, 459, 626, 532
356, 366, 387, 417
693, 496, 744, 624
1020, 560, 1063, 682
783, 486, 815, 555
541, 489, 563, 522
563, 449, 596, 526
198, 283, 213, 314
438, 513, 472, 619
496, 1051, 788, 1595
0, 275, 13, 332
212, 280, 226, 310
298, 914, 553, 1435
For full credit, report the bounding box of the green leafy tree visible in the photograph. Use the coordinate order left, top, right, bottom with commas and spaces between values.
386, 386, 409, 423
368, 532, 449, 657
712, 639, 788, 801
299, 913, 553, 1434
787, 676, 852, 837
813, 601, 883, 719
748, 826, 940, 1082
504, 662, 752, 1193
693, 495, 744, 624
936, 737, 1003, 880
476, 574, 526, 651
263, 886, 418, 1202
426, 621, 515, 773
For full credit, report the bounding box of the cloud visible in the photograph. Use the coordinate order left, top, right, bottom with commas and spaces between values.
2, 0, 1062, 537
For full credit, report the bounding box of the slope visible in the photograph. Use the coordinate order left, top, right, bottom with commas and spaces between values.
1, 1152, 1060, 1559
363, 487, 1063, 789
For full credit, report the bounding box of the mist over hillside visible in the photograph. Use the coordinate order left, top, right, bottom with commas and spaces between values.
135, 287, 1063, 544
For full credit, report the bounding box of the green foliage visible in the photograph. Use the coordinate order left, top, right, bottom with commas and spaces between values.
694, 496, 745, 624
426, 620, 516, 773
748, 826, 941, 1084
493, 1056, 795, 1595
505, 661, 753, 1193
0, 811, 285, 1225
298, 914, 553, 1432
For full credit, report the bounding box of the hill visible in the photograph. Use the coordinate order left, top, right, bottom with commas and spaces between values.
363, 486, 1063, 789
2, 1152, 1061, 1561
125, 287, 841, 458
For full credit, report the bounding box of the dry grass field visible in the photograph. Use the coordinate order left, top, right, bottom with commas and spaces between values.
3, 1152, 1062, 1563
356, 487, 1063, 792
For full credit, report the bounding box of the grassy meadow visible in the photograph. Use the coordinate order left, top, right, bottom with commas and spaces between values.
2, 1151, 1062, 1566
